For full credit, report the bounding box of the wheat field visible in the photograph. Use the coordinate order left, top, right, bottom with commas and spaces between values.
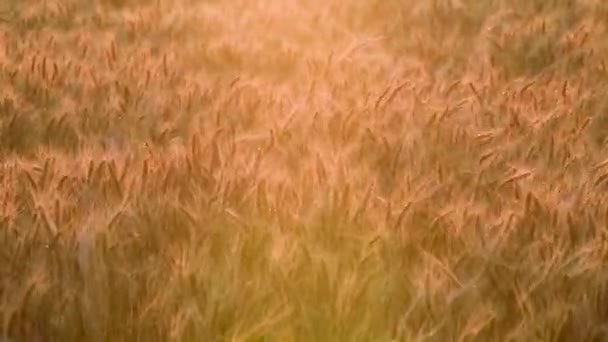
2, 0, 608, 341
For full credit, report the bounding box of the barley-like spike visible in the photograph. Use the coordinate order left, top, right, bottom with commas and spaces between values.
469, 83, 483, 107
163, 166, 175, 193
40, 157, 54, 190
577, 117, 591, 134
525, 146, 536, 160
436, 106, 452, 123
107, 210, 123, 231
256, 180, 268, 213
499, 169, 534, 187
94, 160, 106, 186
141, 159, 149, 187
567, 213, 577, 246
374, 85, 392, 110
587, 212, 597, 238
111, 40, 117, 61
81, 42, 88, 58
105, 49, 113, 70
384, 81, 409, 108
30, 54, 38, 76
525, 192, 534, 214
390, 143, 403, 179
38, 204, 56, 237
87, 159, 95, 183
315, 154, 326, 185
57, 175, 69, 192
185, 155, 195, 177
595, 158, 608, 172
178, 205, 198, 226
162, 53, 168, 77
221, 180, 232, 205
519, 81, 535, 97
548, 136, 555, 162
23, 169, 38, 192
352, 183, 374, 222
54, 198, 61, 227
109, 160, 122, 198
209, 141, 222, 171
50, 61, 59, 84
444, 80, 460, 97
549, 209, 558, 229
594, 172, 608, 188
479, 150, 495, 165
89, 68, 98, 87
119, 156, 131, 183
430, 209, 453, 229
41, 55, 47, 80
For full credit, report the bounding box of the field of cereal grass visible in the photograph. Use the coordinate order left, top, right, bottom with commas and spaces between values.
3, 0, 608, 340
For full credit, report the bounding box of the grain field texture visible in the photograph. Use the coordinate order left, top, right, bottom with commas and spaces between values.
2, 0, 608, 341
